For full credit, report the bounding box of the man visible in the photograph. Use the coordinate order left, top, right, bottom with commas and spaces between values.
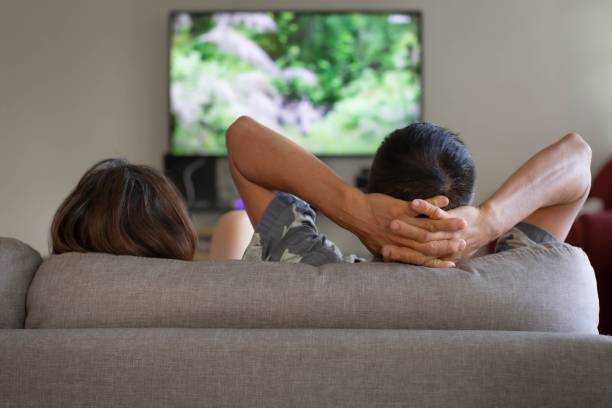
226, 116, 591, 267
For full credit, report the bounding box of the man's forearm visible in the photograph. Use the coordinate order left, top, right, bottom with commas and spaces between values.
226, 116, 361, 230
480, 133, 592, 239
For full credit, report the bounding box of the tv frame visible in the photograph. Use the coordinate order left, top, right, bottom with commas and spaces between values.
167, 9, 424, 159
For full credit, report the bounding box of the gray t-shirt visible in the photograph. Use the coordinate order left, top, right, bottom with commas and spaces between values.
242, 192, 556, 266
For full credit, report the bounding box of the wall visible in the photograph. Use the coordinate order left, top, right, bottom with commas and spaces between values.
1, 0, 611, 255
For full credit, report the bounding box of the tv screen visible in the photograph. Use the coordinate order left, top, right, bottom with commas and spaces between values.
169, 11, 422, 156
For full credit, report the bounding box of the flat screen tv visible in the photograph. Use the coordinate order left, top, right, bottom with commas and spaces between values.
169, 11, 422, 157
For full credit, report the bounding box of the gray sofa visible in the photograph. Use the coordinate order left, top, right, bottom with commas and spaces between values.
1, 237, 611, 407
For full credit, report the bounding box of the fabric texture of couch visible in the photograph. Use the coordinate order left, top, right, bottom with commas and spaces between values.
568, 211, 612, 334
1, 237, 611, 407
567, 158, 612, 334
0, 237, 41, 328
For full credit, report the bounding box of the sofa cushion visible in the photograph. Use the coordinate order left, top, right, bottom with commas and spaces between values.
25, 242, 599, 332
0, 237, 42, 328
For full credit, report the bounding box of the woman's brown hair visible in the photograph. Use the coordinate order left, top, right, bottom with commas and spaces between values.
51, 159, 198, 260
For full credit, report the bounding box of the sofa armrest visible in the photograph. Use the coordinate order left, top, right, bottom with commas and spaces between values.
0, 238, 42, 328
567, 212, 612, 334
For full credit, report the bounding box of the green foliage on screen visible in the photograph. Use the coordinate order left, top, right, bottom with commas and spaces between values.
170, 12, 422, 156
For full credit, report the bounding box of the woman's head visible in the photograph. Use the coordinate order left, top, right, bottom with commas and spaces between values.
51, 159, 197, 260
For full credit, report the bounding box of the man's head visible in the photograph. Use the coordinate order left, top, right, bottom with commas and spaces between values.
368, 122, 475, 210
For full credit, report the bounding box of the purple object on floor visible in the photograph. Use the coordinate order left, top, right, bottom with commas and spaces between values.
233, 199, 245, 210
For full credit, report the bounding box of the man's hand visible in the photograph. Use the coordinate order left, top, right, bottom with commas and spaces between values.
382, 200, 499, 264
382, 133, 593, 265
445, 204, 500, 258
342, 190, 468, 267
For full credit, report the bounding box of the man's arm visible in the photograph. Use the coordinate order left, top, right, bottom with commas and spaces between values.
225, 116, 467, 265
478, 132, 591, 242
383, 133, 592, 261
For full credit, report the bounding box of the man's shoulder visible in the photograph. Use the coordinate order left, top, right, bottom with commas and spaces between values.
255, 192, 317, 235
243, 192, 351, 265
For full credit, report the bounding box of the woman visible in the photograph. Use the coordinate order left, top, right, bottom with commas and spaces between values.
52, 158, 252, 261
51, 158, 201, 260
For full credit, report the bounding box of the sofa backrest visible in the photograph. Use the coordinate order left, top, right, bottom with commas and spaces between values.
0, 238, 42, 328
24, 242, 599, 333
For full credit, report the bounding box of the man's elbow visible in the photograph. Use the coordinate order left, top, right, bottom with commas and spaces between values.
562, 132, 592, 198
562, 132, 592, 163
225, 115, 253, 150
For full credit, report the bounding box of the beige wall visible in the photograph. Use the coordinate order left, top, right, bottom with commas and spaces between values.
1, 0, 611, 255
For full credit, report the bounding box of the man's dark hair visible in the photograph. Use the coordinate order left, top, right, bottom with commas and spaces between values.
368, 122, 475, 210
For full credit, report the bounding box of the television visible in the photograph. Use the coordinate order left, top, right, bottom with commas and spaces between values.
169, 11, 422, 157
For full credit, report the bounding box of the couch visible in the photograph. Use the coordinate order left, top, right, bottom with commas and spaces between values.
567, 158, 612, 334
1, 237, 611, 407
